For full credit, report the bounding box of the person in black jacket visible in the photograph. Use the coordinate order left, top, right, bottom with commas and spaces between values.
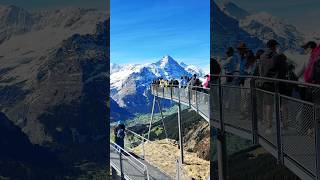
272, 54, 290, 129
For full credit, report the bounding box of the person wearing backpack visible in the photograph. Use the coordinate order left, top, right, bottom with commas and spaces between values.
312, 56, 320, 84
311, 45, 320, 105
115, 121, 126, 150
260, 39, 280, 134
302, 41, 320, 83
210, 57, 221, 84
299, 41, 320, 103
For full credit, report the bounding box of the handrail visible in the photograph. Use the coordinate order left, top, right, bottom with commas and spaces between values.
126, 129, 151, 143
151, 84, 210, 90
210, 74, 320, 88
125, 129, 176, 179
110, 142, 149, 179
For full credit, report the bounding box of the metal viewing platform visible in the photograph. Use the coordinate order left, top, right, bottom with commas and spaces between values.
150, 75, 320, 180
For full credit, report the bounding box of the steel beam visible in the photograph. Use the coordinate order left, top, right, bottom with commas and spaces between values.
148, 96, 156, 140
156, 98, 168, 139
275, 82, 284, 165
217, 77, 227, 180
177, 102, 184, 164
250, 78, 259, 145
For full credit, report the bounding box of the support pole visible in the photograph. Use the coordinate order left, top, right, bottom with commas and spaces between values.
188, 87, 191, 108
156, 98, 168, 139
119, 151, 124, 180
148, 96, 156, 140
217, 77, 227, 180
250, 78, 259, 145
195, 90, 199, 113
177, 102, 184, 164
314, 104, 320, 180
275, 82, 284, 165
111, 167, 118, 179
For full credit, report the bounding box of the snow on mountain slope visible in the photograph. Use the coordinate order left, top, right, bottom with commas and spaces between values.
220, 2, 305, 52
111, 56, 192, 91
211, 1, 263, 57
240, 12, 305, 52
0, 5, 105, 45
110, 55, 205, 120
180, 62, 206, 77
0, 4, 108, 146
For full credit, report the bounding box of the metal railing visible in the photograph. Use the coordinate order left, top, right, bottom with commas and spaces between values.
124, 129, 174, 179
110, 142, 150, 180
150, 75, 320, 180
151, 84, 210, 122
125, 129, 150, 160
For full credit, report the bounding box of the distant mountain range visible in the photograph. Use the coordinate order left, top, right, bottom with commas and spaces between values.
212, 1, 315, 74
0, 4, 108, 178
110, 55, 206, 121
213, 1, 315, 55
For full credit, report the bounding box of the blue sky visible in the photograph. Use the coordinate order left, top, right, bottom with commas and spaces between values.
0, 0, 107, 10
216, 0, 320, 35
111, 0, 210, 70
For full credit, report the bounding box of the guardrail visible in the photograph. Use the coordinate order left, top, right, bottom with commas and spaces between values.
151, 84, 210, 122
110, 142, 150, 180
150, 75, 320, 180
125, 129, 150, 160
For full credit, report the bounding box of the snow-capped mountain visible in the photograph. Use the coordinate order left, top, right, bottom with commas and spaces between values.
111, 55, 191, 92
110, 55, 204, 120
180, 62, 206, 77
211, 1, 263, 57
0, 4, 108, 152
214, 1, 313, 80
0, 5, 105, 45
219, 2, 305, 53
240, 12, 305, 52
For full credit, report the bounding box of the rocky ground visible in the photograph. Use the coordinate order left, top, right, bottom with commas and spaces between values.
133, 139, 209, 179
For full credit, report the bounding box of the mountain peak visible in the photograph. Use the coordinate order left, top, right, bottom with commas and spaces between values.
157, 55, 179, 68
162, 55, 174, 61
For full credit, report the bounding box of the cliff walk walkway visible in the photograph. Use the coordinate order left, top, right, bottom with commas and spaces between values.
150, 75, 320, 180
110, 141, 172, 180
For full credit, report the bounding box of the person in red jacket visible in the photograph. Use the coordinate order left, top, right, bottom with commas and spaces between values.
302, 41, 320, 83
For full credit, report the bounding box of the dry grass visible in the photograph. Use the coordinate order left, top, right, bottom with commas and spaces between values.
133, 139, 209, 180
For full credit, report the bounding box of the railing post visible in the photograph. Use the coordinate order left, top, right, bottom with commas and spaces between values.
142, 139, 145, 160
178, 85, 181, 104
217, 77, 227, 180
250, 78, 259, 145
275, 82, 284, 165
111, 167, 118, 179
177, 102, 184, 164
176, 159, 180, 180
188, 87, 191, 108
315, 104, 320, 180
119, 150, 124, 180
195, 90, 199, 113
144, 167, 148, 180
156, 85, 159, 97
162, 86, 165, 97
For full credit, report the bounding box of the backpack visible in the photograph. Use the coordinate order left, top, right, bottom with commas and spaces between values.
211, 59, 221, 75
113, 127, 119, 141
312, 56, 320, 84
117, 129, 125, 139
